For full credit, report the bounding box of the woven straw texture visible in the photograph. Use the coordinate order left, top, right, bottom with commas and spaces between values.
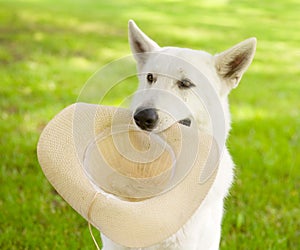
37, 103, 218, 248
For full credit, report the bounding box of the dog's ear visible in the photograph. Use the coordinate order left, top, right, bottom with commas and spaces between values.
128, 20, 160, 65
215, 38, 256, 89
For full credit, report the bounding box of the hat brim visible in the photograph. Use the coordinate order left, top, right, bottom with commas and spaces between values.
37, 103, 218, 248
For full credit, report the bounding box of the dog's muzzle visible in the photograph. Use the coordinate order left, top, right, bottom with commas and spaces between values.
133, 107, 192, 131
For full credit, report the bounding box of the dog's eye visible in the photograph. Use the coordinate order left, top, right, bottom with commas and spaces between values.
177, 79, 195, 89
146, 73, 154, 84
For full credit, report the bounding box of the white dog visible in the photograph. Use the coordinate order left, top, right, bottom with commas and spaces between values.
101, 20, 256, 250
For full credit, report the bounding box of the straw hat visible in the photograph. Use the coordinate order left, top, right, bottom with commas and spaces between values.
37, 103, 218, 248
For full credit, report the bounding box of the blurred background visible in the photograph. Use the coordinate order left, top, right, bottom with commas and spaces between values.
0, 0, 299, 249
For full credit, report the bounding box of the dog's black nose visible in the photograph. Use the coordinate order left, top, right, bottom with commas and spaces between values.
134, 108, 158, 131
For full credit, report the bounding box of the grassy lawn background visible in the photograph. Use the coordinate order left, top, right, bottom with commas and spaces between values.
0, 0, 299, 249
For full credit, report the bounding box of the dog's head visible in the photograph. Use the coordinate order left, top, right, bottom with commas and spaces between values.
128, 20, 256, 135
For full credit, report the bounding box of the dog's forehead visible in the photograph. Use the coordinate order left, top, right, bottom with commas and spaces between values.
146, 47, 214, 76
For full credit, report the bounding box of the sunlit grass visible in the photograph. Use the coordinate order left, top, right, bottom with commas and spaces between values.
0, 0, 299, 249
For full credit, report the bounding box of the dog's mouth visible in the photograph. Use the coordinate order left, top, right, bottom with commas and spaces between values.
178, 118, 191, 127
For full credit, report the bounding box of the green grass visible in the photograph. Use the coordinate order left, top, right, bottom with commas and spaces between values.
0, 0, 299, 249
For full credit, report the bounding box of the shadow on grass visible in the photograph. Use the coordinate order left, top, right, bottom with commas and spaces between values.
222, 115, 300, 250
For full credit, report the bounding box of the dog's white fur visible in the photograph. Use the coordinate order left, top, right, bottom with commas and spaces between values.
101, 20, 256, 250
